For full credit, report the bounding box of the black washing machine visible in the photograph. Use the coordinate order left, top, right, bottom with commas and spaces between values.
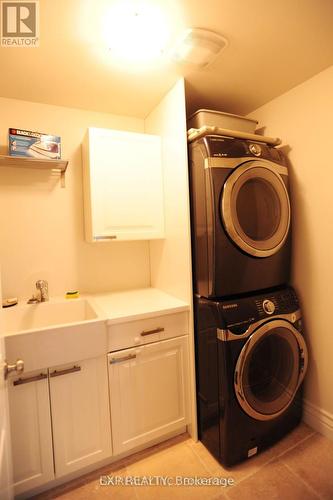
189, 135, 291, 298
195, 286, 308, 467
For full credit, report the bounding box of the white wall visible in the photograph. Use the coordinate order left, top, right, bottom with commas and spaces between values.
145, 79, 197, 439
144, 80, 192, 304
248, 65, 333, 439
0, 97, 150, 300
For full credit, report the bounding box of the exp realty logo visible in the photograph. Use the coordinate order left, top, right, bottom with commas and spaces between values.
1, 1, 39, 47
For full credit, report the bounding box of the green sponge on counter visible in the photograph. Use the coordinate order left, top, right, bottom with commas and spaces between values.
65, 291, 80, 299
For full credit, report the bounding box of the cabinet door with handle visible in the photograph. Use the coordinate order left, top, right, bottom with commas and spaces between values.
108, 336, 188, 455
83, 127, 165, 242
8, 370, 54, 495
49, 356, 112, 477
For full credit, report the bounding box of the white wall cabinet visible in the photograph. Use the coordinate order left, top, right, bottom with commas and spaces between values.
49, 356, 112, 477
8, 370, 54, 496
108, 335, 188, 455
83, 127, 165, 242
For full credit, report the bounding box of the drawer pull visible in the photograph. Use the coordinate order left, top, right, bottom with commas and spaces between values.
94, 235, 117, 240
110, 353, 136, 364
13, 373, 48, 386
50, 365, 81, 378
140, 327, 164, 337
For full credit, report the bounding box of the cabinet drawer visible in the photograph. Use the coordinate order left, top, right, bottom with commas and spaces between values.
108, 311, 188, 351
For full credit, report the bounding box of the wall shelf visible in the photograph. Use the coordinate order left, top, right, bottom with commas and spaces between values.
0, 155, 69, 188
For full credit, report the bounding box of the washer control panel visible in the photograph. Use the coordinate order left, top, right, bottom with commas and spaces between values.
218, 286, 300, 332
254, 288, 298, 318
262, 299, 275, 315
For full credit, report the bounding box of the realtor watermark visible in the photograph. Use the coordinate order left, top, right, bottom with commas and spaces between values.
1, 0, 39, 47
100, 475, 235, 487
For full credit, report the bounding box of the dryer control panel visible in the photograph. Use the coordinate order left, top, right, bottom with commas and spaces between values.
202, 136, 287, 165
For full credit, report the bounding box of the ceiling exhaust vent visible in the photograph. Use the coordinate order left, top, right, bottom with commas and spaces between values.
170, 28, 228, 68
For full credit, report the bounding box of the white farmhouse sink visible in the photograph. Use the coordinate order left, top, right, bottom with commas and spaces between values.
3, 298, 107, 372
3, 298, 98, 335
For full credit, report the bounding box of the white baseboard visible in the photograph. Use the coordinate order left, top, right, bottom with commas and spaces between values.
303, 399, 333, 441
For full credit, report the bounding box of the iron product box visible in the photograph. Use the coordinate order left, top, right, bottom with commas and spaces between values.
187, 109, 258, 133
8, 128, 61, 159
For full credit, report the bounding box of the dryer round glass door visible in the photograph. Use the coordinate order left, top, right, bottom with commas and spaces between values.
234, 320, 308, 421
221, 161, 291, 257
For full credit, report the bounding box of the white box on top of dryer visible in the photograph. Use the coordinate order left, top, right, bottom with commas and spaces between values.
187, 109, 258, 133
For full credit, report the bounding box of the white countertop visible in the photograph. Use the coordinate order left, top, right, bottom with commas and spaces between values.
87, 287, 190, 324
3, 287, 189, 336
4, 288, 190, 371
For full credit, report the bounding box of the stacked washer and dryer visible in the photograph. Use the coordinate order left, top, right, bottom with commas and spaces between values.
188, 110, 308, 466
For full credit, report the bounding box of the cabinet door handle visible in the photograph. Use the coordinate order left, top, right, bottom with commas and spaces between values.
94, 235, 117, 240
4, 359, 24, 380
109, 353, 136, 364
13, 373, 48, 386
50, 365, 81, 378
140, 327, 164, 337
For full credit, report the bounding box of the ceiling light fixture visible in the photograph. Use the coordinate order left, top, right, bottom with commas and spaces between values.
103, 1, 170, 66
170, 28, 228, 68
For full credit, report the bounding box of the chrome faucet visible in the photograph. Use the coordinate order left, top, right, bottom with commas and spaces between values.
36, 280, 49, 302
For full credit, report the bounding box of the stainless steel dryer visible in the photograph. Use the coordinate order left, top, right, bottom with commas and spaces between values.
189, 135, 291, 298
195, 286, 308, 466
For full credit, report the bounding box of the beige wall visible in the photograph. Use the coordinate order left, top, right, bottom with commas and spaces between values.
145, 79, 192, 304
248, 65, 333, 438
145, 79, 197, 439
0, 97, 150, 300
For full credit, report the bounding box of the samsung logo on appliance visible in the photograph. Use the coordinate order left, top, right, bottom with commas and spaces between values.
222, 303, 238, 310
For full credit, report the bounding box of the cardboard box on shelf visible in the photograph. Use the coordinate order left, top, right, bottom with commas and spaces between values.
8, 128, 61, 160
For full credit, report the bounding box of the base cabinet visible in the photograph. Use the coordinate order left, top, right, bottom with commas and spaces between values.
8, 370, 54, 496
49, 357, 112, 477
8, 355, 112, 497
108, 335, 188, 455
8, 318, 190, 496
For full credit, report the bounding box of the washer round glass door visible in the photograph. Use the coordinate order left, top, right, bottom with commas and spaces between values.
234, 320, 308, 421
221, 161, 290, 257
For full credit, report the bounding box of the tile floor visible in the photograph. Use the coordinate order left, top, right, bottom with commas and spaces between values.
32, 423, 333, 500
